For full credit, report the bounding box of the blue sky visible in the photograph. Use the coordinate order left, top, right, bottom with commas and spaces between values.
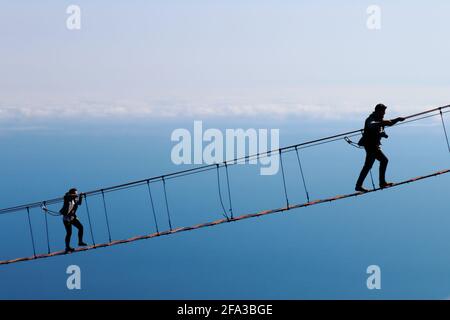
1, 1, 450, 120
0, 1, 449, 299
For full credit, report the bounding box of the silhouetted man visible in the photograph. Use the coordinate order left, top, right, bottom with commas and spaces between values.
60, 188, 87, 253
355, 104, 405, 192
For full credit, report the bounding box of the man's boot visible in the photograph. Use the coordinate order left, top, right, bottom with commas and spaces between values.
380, 181, 394, 189
65, 247, 75, 253
355, 185, 369, 192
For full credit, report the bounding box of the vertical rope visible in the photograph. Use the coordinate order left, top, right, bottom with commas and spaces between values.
294, 147, 310, 203
26, 207, 37, 257
162, 177, 173, 231
146, 181, 159, 234
440, 108, 450, 153
83, 194, 96, 246
101, 190, 112, 242
43, 201, 51, 254
369, 169, 376, 189
216, 164, 229, 220
279, 150, 290, 208
224, 162, 234, 219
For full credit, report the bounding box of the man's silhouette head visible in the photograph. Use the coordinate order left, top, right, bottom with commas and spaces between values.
67, 188, 78, 199
374, 103, 387, 120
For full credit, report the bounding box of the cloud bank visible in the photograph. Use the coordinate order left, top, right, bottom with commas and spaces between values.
1, 86, 449, 121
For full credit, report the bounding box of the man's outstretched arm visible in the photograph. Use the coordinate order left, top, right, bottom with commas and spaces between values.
368, 117, 405, 128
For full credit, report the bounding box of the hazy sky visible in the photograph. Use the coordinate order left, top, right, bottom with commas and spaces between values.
1, 0, 450, 120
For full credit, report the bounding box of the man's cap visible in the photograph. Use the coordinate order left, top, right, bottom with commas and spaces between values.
375, 103, 387, 112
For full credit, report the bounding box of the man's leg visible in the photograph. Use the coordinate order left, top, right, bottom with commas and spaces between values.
72, 218, 86, 246
375, 148, 389, 186
63, 220, 73, 250
356, 150, 376, 189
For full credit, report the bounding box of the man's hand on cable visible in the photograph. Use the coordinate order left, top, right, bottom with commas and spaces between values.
393, 117, 405, 123
383, 117, 405, 126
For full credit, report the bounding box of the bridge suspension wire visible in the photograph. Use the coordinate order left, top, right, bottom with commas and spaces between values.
0, 104, 448, 216
146, 181, 159, 234
83, 195, 96, 246
43, 201, 51, 254
26, 207, 36, 258
0, 104, 449, 266
162, 177, 173, 231
294, 147, 310, 203
279, 150, 290, 208
101, 190, 112, 243
439, 108, 450, 153
1, 168, 448, 266
224, 163, 234, 219
216, 164, 230, 220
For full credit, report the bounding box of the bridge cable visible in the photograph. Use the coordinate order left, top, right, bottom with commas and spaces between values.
2, 168, 448, 266
146, 181, 159, 234
43, 201, 51, 254
439, 108, 450, 153
26, 207, 36, 258
279, 150, 290, 208
162, 177, 173, 231
224, 163, 234, 219
83, 195, 96, 246
216, 164, 230, 220
294, 146, 310, 203
1, 105, 449, 216
101, 190, 112, 243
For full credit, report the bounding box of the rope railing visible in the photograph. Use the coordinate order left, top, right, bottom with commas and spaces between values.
0, 104, 448, 216
1, 168, 448, 266
0, 104, 449, 266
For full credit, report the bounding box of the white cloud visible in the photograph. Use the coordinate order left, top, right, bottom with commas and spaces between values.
1, 85, 449, 121
0, 102, 362, 120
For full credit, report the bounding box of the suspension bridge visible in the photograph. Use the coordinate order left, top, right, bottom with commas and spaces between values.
1, 105, 449, 266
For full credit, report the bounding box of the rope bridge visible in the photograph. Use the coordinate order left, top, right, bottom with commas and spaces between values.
0, 105, 449, 266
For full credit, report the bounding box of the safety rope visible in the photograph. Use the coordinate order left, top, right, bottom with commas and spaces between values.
369, 170, 376, 190
41, 205, 61, 217
344, 136, 376, 190
344, 136, 363, 149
